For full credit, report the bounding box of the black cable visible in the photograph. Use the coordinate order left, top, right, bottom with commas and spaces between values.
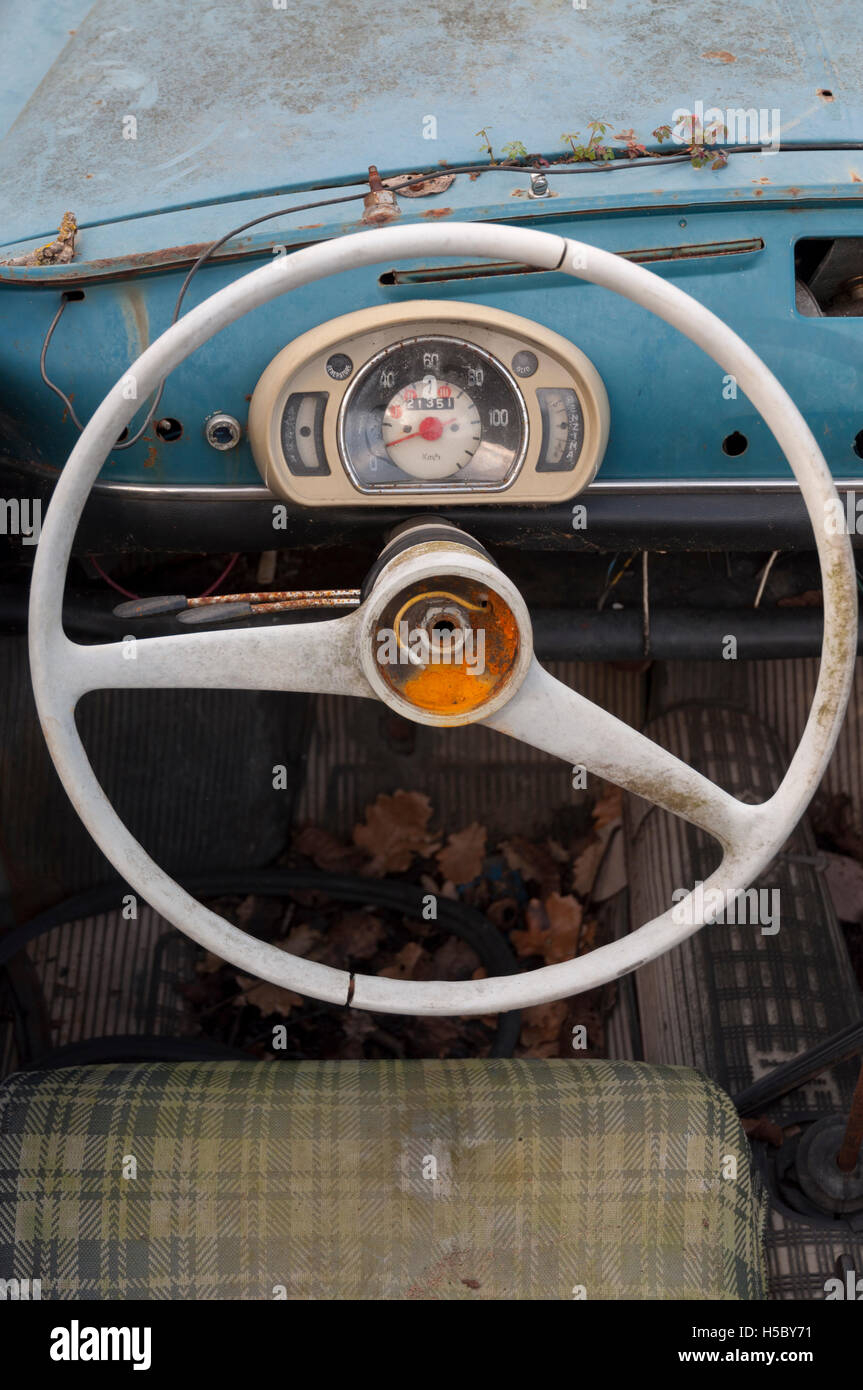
0, 869, 522, 1057
733, 1019, 863, 1115
19, 1034, 253, 1070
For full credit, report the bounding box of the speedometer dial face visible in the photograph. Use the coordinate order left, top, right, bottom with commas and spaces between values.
338, 336, 528, 493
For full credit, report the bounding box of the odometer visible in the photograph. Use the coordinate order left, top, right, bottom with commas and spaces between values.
338, 336, 528, 493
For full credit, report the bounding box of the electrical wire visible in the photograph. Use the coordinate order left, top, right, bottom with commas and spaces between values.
36, 150, 731, 441
197, 552, 240, 598
88, 556, 138, 599
40, 166, 526, 444
43, 136, 856, 442
89, 551, 240, 602
0, 870, 523, 1059
754, 550, 780, 608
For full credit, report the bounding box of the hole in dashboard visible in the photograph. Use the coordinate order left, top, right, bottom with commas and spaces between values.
795, 238, 863, 316
155, 417, 183, 442
722, 431, 748, 457
854, 430, 863, 460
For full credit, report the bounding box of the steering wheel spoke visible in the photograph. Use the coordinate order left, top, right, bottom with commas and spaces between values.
61, 611, 372, 701
484, 659, 757, 852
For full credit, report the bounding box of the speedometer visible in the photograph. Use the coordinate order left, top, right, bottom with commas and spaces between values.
338, 336, 527, 492
248, 301, 610, 506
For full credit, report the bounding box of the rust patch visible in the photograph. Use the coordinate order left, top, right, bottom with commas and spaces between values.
817, 88, 835, 101
851, 171, 862, 184
375, 576, 519, 717
421, 207, 454, 219
85, 241, 214, 273
702, 49, 736, 62
119, 285, 149, 359
753, 188, 764, 196
142, 443, 158, 469
787, 187, 802, 196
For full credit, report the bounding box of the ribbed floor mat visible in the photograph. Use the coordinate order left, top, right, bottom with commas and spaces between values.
296, 661, 646, 837
651, 657, 863, 836
0, 635, 310, 917
625, 696, 863, 1300
0, 908, 196, 1079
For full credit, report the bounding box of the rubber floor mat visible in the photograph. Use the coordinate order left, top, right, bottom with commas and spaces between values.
0, 907, 197, 1080
624, 687, 863, 1300
0, 635, 310, 917
295, 661, 646, 838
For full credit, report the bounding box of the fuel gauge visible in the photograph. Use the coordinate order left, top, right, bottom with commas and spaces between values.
536, 387, 584, 473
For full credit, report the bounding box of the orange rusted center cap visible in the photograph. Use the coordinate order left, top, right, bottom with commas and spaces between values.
372, 576, 520, 716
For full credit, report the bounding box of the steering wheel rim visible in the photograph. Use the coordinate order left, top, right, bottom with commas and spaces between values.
29, 222, 858, 1016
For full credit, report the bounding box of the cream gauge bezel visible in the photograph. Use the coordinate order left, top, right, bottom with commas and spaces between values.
247, 301, 609, 506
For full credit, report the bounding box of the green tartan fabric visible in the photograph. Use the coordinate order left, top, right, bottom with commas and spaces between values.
0, 1058, 766, 1300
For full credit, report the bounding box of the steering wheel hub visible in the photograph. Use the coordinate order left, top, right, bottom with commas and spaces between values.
359, 532, 533, 726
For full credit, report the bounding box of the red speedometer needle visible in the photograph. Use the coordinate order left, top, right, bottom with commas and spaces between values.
385, 415, 445, 446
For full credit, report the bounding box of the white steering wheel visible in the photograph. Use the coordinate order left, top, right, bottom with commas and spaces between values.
29, 223, 858, 1016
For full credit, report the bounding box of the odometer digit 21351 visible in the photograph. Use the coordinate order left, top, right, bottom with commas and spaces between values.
337, 335, 528, 493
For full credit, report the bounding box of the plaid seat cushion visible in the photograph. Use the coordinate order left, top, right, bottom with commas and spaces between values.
0, 1058, 766, 1300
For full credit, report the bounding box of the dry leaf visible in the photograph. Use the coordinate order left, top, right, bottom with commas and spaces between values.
777, 589, 822, 607
510, 898, 549, 959
413, 1018, 463, 1056
501, 836, 560, 897
572, 836, 606, 896
234, 894, 285, 932
377, 941, 427, 979
432, 936, 481, 980
235, 944, 305, 1016
578, 918, 598, 953
282, 922, 323, 957
340, 1010, 378, 1058
511, 894, 582, 965
320, 911, 386, 963
436, 823, 487, 884
294, 826, 366, 872
823, 852, 863, 924
196, 951, 226, 974
519, 1000, 568, 1056
591, 785, 624, 829
353, 790, 440, 875
543, 893, 584, 962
